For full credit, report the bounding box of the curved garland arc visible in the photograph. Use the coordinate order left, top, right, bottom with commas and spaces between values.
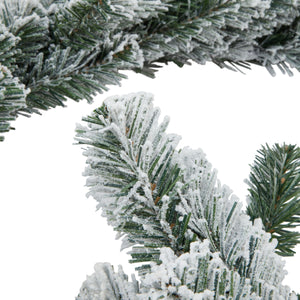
1, 0, 300, 140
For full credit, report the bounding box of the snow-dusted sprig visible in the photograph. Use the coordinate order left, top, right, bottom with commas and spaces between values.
139, 240, 296, 299
76, 93, 298, 299
246, 144, 300, 257
173, 147, 296, 298
76, 92, 191, 273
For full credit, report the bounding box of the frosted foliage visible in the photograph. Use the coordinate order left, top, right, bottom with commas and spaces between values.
130, 0, 296, 74
77, 93, 298, 299
76, 263, 139, 300
0, 24, 20, 63
139, 241, 296, 299
174, 148, 296, 298
67, 0, 168, 29
76, 92, 181, 252
2, 0, 300, 73
0, 63, 27, 111
0, 63, 28, 139
2, 0, 300, 136
138, 0, 300, 74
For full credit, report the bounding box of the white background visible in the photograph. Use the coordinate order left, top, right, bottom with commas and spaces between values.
0, 62, 299, 299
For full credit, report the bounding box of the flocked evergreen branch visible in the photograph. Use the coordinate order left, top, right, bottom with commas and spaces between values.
76, 92, 183, 271
75, 93, 298, 299
246, 144, 300, 257
2, 0, 300, 140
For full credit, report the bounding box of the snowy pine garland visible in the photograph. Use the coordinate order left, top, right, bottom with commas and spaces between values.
75, 92, 299, 299
2, 0, 300, 140
1, 1, 300, 299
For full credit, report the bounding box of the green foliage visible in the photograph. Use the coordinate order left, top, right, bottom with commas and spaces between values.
246, 144, 300, 256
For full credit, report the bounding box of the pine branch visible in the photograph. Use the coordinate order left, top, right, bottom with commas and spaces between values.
246, 144, 300, 257
76, 93, 297, 299
2, 0, 300, 140
75, 93, 192, 273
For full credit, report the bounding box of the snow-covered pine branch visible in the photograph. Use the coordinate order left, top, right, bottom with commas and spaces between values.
2, 0, 300, 140
75, 92, 298, 299
76, 92, 183, 270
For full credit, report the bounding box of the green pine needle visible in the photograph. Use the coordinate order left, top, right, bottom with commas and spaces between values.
246, 143, 300, 256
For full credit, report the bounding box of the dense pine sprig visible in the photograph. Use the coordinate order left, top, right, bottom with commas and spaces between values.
2, 0, 300, 140
246, 144, 300, 257
76, 93, 186, 270
75, 93, 298, 299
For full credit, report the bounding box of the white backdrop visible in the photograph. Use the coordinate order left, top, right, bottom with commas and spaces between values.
0, 62, 299, 299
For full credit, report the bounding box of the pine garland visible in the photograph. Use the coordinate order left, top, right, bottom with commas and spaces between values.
1, 1, 300, 299
2, 0, 300, 140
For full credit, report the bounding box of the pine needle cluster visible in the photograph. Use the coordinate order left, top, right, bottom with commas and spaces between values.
246, 144, 300, 257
